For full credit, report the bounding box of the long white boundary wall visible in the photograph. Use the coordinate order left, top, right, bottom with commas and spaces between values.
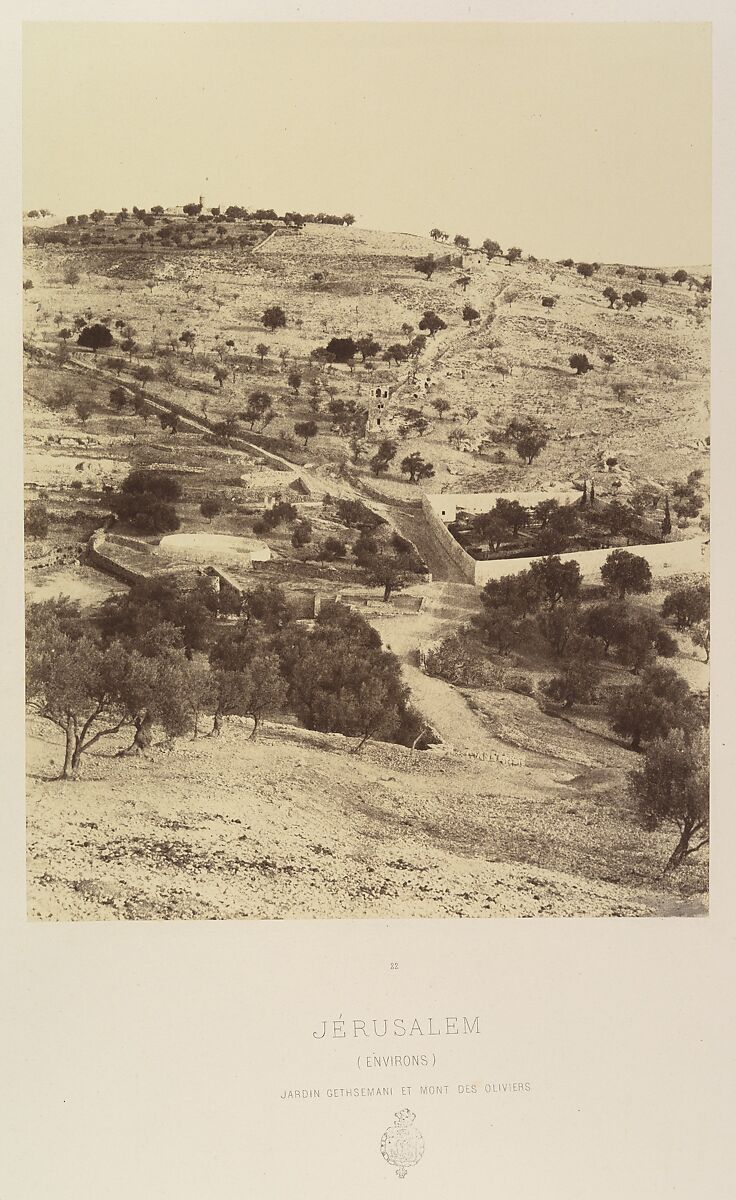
424, 487, 578, 524
421, 494, 709, 587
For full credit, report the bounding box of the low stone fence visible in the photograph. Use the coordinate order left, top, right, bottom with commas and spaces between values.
87, 530, 159, 585
426, 743, 524, 768
26, 543, 81, 571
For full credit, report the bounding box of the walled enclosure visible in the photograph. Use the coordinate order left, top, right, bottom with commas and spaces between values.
421, 492, 709, 586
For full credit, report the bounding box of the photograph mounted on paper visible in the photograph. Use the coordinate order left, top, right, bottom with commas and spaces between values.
22, 22, 710, 920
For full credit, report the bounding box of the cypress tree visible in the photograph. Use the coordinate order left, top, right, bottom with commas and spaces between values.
661, 495, 672, 539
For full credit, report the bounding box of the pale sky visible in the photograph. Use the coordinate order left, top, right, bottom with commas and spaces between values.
23, 22, 711, 265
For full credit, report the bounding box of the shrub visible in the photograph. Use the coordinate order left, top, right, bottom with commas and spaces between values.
291, 521, 312, 548
121, 470, 182, 502
24, 502, 50, 539
424, 632, 486, 686
507, 674, 535, 697
319, 536, 347, 561
545, 657, 600, 709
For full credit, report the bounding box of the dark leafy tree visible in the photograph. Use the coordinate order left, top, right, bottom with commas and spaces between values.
506, 247, 522, 264
537, 600, 583, 657
569, 353, 593, 375
283, 603, 417, 750
431, 397, 451, 420
291, 520, 312, 548
318, 536, 347, 562
356, 335, 380, 362
662, 583, 709, 630
603, 286, 619, 308
615, 609, 676, 674
528, 556, 581, 608
323, 336, 358, 364
75, 398, 93, 424
242, 390, 272, 429
200, 495, 222, 522
360, 551, 416, 601
661, 495, 672, 538
473, 511, 510, 553
77, 323, 113, 353
159, 413, 180, 436
600, 550, 652, 598
545, 656, 600, 709
670, 472, 704, 520
481, 571, 543, 619
576, 262, 595, 277
462, 304, 480, 326
109, 386, 129, 412
630, 727, 708, 870
26, 603, 185, 777
515, 426, 548, 465
482, 239, 502, 260
418, 311, 447, 337
294, 419, 318, 448
210, 653, 287, 738
262, 306, 287, 332
370, 438, 397, 476
400, 452, 435, 483
384, 343, 409, 366
414, 255, 437, 280
608, 664, 699, 751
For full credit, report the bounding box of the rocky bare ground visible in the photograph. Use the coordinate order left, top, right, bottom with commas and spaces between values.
26, 716, 706, 921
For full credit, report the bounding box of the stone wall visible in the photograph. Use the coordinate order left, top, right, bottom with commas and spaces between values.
420, 495, 709, 587
474, 537, 709, 586
420, 495, 477, 582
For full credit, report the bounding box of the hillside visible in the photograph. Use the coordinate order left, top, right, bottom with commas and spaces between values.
23, 217, 710, 919
26, 716, 706, 921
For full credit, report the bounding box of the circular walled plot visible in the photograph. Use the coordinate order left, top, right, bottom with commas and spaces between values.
157, 532, 271, 564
